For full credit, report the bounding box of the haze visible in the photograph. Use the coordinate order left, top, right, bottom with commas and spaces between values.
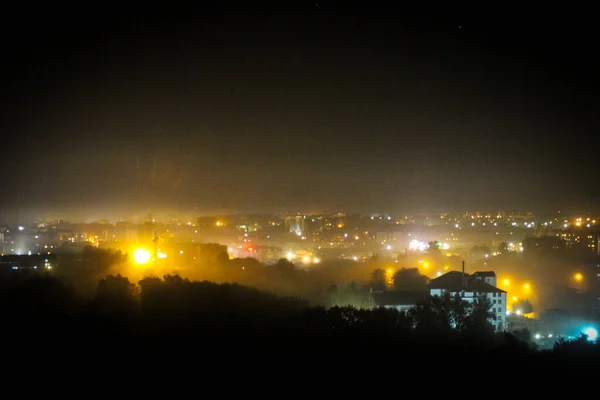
3, 4, 598, 222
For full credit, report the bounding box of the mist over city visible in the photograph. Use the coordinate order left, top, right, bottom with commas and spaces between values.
2, 2, 599, 379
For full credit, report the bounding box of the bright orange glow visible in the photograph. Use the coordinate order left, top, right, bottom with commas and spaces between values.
503, 279, 510, 285
133, 248, 151, 264
513, 296, 518, 302
575, 273, 583, 281
387, 268, 393, 274
524, 283, 530, 290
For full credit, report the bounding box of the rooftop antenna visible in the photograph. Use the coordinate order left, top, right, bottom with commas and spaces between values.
153, 229, 159, 268
462, 260, 467, 293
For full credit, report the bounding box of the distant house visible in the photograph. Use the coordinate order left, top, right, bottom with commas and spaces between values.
372, 290, 429, 313
429, 271, 507, 331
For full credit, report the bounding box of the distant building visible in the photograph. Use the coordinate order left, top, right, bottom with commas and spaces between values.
139, 221, 156, 244
522, 236, 566, 257
191, 243, 227, 264
115, 222, 139, 243
285, 216, 306, 235
255, 245, 283, 263
196, 217, 217, 230
429, 271, 507, 331
555, 229, 600, 257
0, 254, 56, 272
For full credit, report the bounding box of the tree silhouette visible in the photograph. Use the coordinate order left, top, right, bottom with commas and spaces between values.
427, 241, 441, 255
83, 274, 139, 334
392, 267, 429, 291
370, 268, 387, 291
410, 293, 496, 337
410, 293, 469, 334
216, 251, 230, 266
512, 328, 531, 343
327, 284, 338, 306
464, 296, 496, 339
497, 241, 509, 253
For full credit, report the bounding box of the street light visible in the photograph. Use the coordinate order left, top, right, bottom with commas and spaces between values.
133, 248, 151, 265
575, 273, 583, 282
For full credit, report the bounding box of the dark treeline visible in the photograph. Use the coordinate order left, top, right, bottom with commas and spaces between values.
1, 269, 598, 376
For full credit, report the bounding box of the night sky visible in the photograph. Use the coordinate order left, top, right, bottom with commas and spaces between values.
3, 3, 599, 219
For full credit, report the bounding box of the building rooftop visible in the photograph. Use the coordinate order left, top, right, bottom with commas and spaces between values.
429, 271, 505, 293
472, 271, 496, 278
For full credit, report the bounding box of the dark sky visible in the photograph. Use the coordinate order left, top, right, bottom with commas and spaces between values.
2, 3, 599, 219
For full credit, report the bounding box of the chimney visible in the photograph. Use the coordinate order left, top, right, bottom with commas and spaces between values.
461, 260, 467, 292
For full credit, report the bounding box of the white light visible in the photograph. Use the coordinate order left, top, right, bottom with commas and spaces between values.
18, 226, 24, 231
287, 252, 294, 260
535, 334, 541, 339
386, 245, 392, 250
408, 240, 427, 252
437, 272, 441, 276
583, 327, 598, 341
179, 250, 184, 254
313, 257, 320, 263
516, 310, 522, 315
296, 231, 302, 236
455, 224, 459, 228
387, 216, 391, 220
352, 256, 358, 261
548, 334, 553, 338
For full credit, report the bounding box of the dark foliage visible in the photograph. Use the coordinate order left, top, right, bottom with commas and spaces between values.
0, 271, 598, 376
